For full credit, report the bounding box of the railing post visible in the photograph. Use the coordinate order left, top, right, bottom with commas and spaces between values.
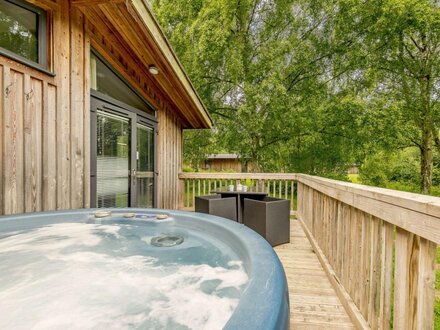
379, 221, 394, 330
416, 238, 436, 328
297, 181, 303, 220
186, 179, 189, 208
394, 228, 436, 329
178, 178, 184, 210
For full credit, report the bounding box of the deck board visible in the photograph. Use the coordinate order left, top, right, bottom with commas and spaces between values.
274, 219, 356, 329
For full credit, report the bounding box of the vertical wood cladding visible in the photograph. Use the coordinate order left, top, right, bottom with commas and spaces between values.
156, 108, 183, 209
0, 0, 183, 214
0, 1, 88, 214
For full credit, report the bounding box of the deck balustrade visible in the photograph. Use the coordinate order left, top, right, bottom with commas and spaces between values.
178, 172, 440, 329
178, 172, 297, 211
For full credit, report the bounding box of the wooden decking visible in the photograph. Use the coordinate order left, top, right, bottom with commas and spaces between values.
274, 219, 355, 329
182, 173, 440, 328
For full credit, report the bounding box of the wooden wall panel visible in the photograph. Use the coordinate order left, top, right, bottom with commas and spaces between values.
206, 159, 242, 172
0, 0, 185, 214
0, 0, 90, 215
24, 77, 43, 212
3, 68, 24, 214
42, 83, 57, 210
157, 108, 182, 209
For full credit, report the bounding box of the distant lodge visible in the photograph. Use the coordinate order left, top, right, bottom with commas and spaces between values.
199, 154, 359, 174
202, 154, 243, 172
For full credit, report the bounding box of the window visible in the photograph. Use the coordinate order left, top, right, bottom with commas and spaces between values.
90, 52, 155, 116
0, 0, 47, 67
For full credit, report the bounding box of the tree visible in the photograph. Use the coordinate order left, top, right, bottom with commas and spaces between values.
153, 0, 440, 193
153, 0, 364, 174
183, 130, 217, 171
332, 0, 440, 193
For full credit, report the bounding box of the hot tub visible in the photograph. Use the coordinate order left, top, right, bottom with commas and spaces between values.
0, 209, 289, 329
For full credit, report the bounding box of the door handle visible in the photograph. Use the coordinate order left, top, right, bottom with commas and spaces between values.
131, 169, 137, 186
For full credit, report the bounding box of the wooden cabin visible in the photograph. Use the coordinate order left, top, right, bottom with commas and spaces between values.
203, 154, 242, 172
0, 0, 212, 215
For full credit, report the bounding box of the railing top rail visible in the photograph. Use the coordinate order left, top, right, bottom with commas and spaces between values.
179, 172, 298, 180
297, 174, 440, 244
297, 174, 440, 216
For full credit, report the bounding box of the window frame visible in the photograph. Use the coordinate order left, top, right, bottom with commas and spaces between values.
91, 49, 157, 119
90, 94, 158, 208
0, 0, 49, 73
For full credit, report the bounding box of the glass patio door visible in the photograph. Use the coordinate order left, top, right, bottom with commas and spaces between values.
136, 123, 155, 208
96, 110, 131, 208
91, 96, 156, 208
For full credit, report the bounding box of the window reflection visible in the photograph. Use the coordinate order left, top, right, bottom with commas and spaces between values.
0, 0, 40, 62
90, 53, 155, 116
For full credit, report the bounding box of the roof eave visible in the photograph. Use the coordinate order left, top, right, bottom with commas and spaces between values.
130, 0, 213, 129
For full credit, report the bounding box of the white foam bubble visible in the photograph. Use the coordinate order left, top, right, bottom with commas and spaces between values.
0, 223, 105, 253
0, 223, 248, 329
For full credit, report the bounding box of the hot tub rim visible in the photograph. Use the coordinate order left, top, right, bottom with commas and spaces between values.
0, 208, 289, 330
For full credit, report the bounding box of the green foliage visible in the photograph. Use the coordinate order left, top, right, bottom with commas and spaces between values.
434, 167, 440, 186
153, 0, 440, 194
244, 178, 253, 187
182, 165, 194, 173
436, 297, 440, 329
359, 148, 440, 196
360, 149, 419, 187
153, 0, 367, 175
182, 130, 216, 171
332, 0, 440, 193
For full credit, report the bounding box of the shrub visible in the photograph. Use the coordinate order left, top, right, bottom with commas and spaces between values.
360, 148, 420, 188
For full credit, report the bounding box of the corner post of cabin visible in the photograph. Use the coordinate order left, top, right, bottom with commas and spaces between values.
0, 55, 4, 215
69, 4, 87, 209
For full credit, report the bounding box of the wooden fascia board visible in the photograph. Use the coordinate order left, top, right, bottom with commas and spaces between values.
129, 0, 213, 129
71, 0, 125, 6
88, 5, 194, 128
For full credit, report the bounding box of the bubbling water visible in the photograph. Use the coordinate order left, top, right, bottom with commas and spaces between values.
0, 221, 248, 329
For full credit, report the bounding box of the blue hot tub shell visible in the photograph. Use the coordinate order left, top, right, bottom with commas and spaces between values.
0, 208, 289, 330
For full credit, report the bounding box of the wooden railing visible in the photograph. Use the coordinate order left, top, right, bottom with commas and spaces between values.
178, 172, 297, 211
297, 174, 439, 330
178, 172, 439, 329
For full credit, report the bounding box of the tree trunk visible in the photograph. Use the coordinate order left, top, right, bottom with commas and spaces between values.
418, 35, 433, 194
433, 127, 440, 153
242, 160, 249, 173
420, 128, 433, 194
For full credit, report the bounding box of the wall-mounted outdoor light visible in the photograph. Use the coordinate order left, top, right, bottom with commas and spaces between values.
149, 65, 159, 75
